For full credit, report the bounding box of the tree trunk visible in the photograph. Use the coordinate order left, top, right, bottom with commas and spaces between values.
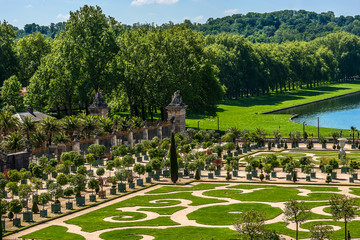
345, 220, 347, 240
296, 222, 298, 240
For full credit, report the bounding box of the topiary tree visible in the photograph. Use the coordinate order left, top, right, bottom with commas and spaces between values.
122, 155, 134, 170
47, 183, 63, 202
38, 192, 51, 210
170, 133, 178, 183
73, 154, 85, 167
134, 143, 145, 153
31, 200, 39, 214
115, 167, 128, 183
6, 182, 18, 199
7, 169, 21, 183
56, 173, 68, 197
9, 199, 22, 219
106, 160, 114, 177
49, 158, 58, 168
63, 187, 74, 203
145, 163, 153, 176
88, 144, 106, 159
18, 184, 32, 211
55, 163, 67, 174
0, 199, 8, 234
31, 164, 43, 179
86, 153, 96, 170
133, 164, 146, 179
87, 178, 99, 196
19, 168, 32, 183
150, 158, 162, 172
69, 174, 87, 197
76, 165, 87, 175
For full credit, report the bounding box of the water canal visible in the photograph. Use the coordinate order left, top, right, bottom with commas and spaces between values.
275, 92, 360, 129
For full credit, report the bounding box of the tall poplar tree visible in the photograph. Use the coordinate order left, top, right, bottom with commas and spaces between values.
170, 133, 178, 183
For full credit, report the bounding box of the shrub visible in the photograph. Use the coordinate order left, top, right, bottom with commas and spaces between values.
32, 200, 39, 213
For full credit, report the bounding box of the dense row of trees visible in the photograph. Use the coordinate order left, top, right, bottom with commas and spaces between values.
14, 22, 66, 39
189, 10, 360, 43
0, 5, 224, 119
208, 32, 360, 98
2, 6, 360, 117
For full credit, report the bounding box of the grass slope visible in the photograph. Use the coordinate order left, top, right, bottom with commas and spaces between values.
187, 82, 360, 136
21, 225, 85, 240
147, 183, 227, 194
187, 203, 282, 225
99, 227, 238, 240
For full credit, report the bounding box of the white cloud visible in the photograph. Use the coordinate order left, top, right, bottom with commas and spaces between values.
131, 0, 179, 6
25, 4, 32, 8
57, 13, 70, 20
194, 15, 204, 21
13, 19, 18, 23
224, 8, 239, 16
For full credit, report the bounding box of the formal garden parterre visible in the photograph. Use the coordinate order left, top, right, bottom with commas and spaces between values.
12, 182, 360, 240
2, 129, 360, 239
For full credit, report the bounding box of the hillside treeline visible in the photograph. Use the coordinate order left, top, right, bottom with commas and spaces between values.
1, 6, 360, 118
189, 10, 360, 43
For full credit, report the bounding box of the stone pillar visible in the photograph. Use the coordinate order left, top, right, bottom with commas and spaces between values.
157, 124, 162, 140
73, 139, 80, 153
171, 122, 176, 134
94, 136, 100, 145
143, 126, 149, 141
111, 132, 117, 146
128, 129, 134, 148
166, 91, 187, 133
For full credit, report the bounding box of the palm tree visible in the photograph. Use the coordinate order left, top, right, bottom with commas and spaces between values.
99, 116, 113, 134
0, 111, 19, 136
61, 115, 82, 140
40, 117, 60, 146
350, 126, 357, 146
1, 131, 25, 153
81, 115, 98, 138
30, 129, 47, 148
20, 116, 36, 141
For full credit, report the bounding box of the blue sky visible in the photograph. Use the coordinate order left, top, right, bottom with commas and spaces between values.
2, 0, 360, 28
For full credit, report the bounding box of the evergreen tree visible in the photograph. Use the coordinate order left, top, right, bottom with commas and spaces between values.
170, 133, 178, 183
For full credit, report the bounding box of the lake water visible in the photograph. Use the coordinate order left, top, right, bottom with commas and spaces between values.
275, 92, 360, 129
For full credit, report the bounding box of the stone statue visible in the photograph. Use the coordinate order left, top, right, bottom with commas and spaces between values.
168, 90, 186, 107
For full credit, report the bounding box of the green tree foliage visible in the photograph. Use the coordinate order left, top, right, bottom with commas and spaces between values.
15, 32, 51, 86
170, 133, 178, 183
0, 75, 23, 111
329, 195, 358, 240
0, 21, 18, 86
284, 200, 310, 240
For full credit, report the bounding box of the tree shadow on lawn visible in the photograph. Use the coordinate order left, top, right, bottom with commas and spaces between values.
220, 86, 350, 108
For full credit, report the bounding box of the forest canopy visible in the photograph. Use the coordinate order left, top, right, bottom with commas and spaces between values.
1, 7, 360, 120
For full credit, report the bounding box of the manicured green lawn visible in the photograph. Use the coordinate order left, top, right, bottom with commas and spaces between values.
21, 225, 85, 240
147, 183, 227, 194
19, 182, 360, 240
187, 203, 282, 225
186, 82, 360, 136
350, 188, 360, 196
204, 188, 341, 202
66, 216, 179, 232
137, 206, 186, 215
99, 227, 239, 240
65, 191, 225, 232
301, 220, 360, 239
